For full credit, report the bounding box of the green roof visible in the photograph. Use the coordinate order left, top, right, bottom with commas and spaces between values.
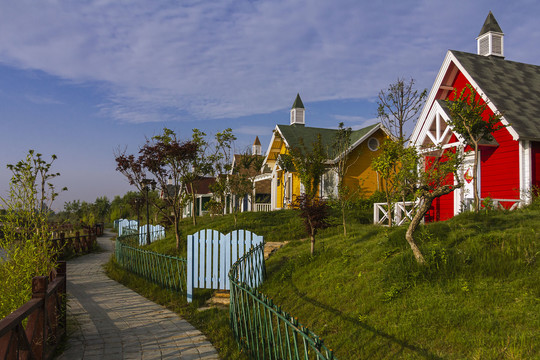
478, 11, 503, 36
451, 50, 540, 141
276, 123, 380, 159
291, 93, 305, 109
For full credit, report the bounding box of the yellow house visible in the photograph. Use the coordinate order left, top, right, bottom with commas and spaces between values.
261, 94, 390, 210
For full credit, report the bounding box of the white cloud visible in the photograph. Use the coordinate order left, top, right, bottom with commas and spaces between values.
0, 1, 538, 123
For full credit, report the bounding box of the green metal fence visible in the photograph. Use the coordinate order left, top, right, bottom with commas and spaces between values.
115, 234, 187, 293
229, 242, 336, 360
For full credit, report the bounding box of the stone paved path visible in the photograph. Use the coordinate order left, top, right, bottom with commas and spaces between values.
56, 232, 219, 360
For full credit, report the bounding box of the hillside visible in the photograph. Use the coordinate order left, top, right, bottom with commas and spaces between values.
260, 204, 540, 359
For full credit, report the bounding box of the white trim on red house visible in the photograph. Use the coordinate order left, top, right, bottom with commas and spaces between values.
519, 140, 532, 203
411, 51, 520, 146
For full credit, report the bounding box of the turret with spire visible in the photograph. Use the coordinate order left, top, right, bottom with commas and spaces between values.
477, 11, 504, 58
290, 93, 305, 126
252, 136, 262, 155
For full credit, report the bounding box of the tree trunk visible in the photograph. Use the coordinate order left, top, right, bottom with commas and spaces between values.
342, 206, 347, 237
190, 185, 197, 226
406, 184, 457, 264
174, 215, 181, 250
472, 144, 480, 213
310, 234, 315, 255
405, 198, 429, 264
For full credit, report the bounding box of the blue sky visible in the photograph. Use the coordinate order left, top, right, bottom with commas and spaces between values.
1, 0, 539, 210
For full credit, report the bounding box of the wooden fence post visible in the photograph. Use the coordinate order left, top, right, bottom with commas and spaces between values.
76, 231, 81, 253
28, 276, 48, 359
57, 261, 67, 334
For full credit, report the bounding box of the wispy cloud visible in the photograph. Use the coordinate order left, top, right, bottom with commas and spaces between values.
0, 1, 538, 123
25, 94, 64, 105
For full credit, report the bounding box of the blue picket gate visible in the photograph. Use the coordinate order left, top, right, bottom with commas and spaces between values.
186, 229, 264, 303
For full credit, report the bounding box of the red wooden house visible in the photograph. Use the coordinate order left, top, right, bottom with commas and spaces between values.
411, 12, 540, 221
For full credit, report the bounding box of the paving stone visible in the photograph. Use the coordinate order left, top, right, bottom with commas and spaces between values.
54, 230, 220, 359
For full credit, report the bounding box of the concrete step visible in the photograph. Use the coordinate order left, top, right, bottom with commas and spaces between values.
203, 242, 288, 309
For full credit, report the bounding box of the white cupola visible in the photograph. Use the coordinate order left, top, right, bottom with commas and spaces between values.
252, 136, 262, 155
290, 93, 305, 126
476, 11, 504, 58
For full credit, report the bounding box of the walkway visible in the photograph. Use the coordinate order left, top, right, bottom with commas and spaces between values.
56, 231, 219, 360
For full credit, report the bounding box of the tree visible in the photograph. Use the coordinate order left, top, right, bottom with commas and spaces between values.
377, 78, 427, 142
445, 84, 504, 212
207, 128, 236, 216
115, 128, 198, 250
292, 194, 330, 255
229, 150, 265, 226
280, 135, 326, 200
93, 196, 110, 223
331, 122, 358, 237
280, 135, 329, 255
184, 129, 213, 225
371, 139, 408, 227
0, 150, 64, 318
404, 147, 463, 264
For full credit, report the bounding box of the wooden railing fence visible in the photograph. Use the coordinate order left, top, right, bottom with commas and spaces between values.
0, 262, 67, 360
50, 224, 101, 258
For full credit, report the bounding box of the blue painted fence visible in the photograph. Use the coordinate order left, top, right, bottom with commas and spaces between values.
186, 229, 264, 303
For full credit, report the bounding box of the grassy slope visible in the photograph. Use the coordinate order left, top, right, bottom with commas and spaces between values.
261, 205, 540, 359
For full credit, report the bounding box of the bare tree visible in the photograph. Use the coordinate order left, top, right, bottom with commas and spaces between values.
377, 78, 427, 142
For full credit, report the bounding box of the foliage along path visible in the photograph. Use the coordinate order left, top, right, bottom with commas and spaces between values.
56, 230, 219, 360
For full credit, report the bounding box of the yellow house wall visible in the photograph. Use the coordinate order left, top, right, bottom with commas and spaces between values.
275, 143, 303, 208
273, 128, 388, 206
342, 128, 387, 196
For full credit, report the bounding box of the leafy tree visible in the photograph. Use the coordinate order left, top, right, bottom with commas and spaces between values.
115, 128, 198, 249
404, 147, 463, 263
229, 150, 264, 226
292, 194, 330, 255
371, 140, 409, 227
280, 135, 326, 200
280, 135, 329, 255
446, 84, 504, 212
93, 196, 110, 223
184, 129, 213, 225
377, 78, 427, 142
0, 150, 63, 318
207, 128, 236, 216
331, 122, 359, 237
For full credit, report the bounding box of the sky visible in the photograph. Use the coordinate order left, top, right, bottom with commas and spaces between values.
1, 0, 539, 211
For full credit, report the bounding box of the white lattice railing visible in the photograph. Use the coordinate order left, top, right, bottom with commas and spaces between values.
254, 203, 271, 212
464, 198, 523, 211
374, 202, 416, 226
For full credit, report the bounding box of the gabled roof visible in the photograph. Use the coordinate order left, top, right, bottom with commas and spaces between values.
451, 50, 540, 141
272, 122, 382, 160
478, 11, 503, 36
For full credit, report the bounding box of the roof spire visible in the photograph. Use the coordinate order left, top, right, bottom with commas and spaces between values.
291, 93, 305, 109
252, 136, 262, 155
478, 11, 503, 36
476, 11, 504, 58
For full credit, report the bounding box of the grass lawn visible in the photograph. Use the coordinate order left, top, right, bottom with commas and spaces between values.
261, 205, 540, 359
109, 202, 539, 359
